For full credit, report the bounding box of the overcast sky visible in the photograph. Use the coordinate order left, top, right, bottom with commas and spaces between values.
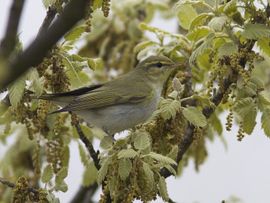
1, 1, 270, 203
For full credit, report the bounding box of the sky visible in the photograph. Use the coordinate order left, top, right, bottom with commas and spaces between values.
1, 1, 270, 203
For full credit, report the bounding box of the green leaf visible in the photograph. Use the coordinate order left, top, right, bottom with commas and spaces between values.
142, 162, 154, 187
208, 16, 228, 31
190, 13, 214, 30
97, 156, 112, 184
261, 108, 270, 137
158, 176, 169, 202
210, 112, 223, 135
100, 136, 113, 149
218, 42, 238, 57
87, 58, 104, 70
82, 162, 98, 186
187, 26, 212, 42
134, 41, 157, 54
177, 3, 198, 30
117, 149, 138, 159
147, 152, 177, 165
134, 131, 151, 150
61, 146, 70, 167
158, 99, 181, 120
257, 38, 270, 57
190, 33, 215, 65
242, 105, 257, 135
41, 164, 54, 183
55, 167, 68, 185
64, 25, 86, 42
233, 97, 255, 118
8, 77, 25, 108
182, 106, 207, 127
78, 143, 90, 166
118, 158, 132, 181
55, 181, 68, 192
258, 92, 270, 111
242, 24, 270, 40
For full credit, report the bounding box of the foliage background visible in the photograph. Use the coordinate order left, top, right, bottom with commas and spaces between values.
0, 0, 270, 202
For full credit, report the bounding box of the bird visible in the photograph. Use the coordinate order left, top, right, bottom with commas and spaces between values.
40, 55, 177, 135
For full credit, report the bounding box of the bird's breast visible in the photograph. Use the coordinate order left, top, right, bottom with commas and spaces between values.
75, 88, 161, 134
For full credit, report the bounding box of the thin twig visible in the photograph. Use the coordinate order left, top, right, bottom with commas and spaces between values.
75, 123, 100, 170
0, 177, 39, 195
0, 0, 25, 58
0, 0, 92, 89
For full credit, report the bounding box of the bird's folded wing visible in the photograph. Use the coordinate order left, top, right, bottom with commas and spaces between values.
61, 84, 153, 111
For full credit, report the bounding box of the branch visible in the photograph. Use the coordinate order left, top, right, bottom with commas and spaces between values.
0, 0, 25, 58
75, 124, 100, 170
0, 0, 91, 89
161, 46, 254, 178
69, 183, 98, 203
37, 7, 57, 35
0, 177, 39, 196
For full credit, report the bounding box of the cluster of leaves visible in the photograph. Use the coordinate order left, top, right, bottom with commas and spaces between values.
1, 0, 270, 202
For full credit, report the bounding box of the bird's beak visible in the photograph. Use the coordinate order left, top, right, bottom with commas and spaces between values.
169, 63, 181, 69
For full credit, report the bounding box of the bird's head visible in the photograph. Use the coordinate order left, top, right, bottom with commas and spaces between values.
136, 55, 178, 85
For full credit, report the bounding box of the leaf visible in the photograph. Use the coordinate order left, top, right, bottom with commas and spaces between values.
233, 97, 255, 118
242, 105, 257, 135
100, 136, 113, 149
158, 176, 169, 202
78, 143, 90, 166
208, 16, 228, 31
142, 162, 154, 187
258, 92, 270, 111
117, 149, 138, 159
82, 162, 98, 186
147, 152, 177, 165
41, 164, 54, 183
64, 25, 86, 42
55, 167, 68, 185
177, 3, 198, 30
261, 108, 270, 137
87, 58, 104, 70
97, 156, 112, 183
61, 146, 70, 167
218, 42, 238, 57
187, 26, 212, 42
210, 112, 223, 135
27, 69, 44, 96
257, 38, 270, 57
134, 41, 157, 54
118, 159, 132, 180
61, 54, 83, 86
158, 99, 181, 120
189, 33, 215, 65
55, 180, 68, 192
242, 24, 270, 40
182, 106, 207, 127
8, 77, 25, 108
134, 131, 151, 150
190, 13, 213, 30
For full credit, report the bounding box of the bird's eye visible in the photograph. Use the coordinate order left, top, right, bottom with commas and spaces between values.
156, 62, 163, 68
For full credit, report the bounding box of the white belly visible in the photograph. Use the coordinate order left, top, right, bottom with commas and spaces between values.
75, 94, 160, 134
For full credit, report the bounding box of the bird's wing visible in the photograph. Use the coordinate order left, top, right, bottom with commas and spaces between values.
39, 84, 103, 104
60, 80, 153, 112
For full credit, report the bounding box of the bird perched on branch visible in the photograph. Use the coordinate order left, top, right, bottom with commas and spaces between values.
40, 55, 178, 135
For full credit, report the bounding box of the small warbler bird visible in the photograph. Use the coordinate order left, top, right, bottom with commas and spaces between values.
40, 55, 177, 135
